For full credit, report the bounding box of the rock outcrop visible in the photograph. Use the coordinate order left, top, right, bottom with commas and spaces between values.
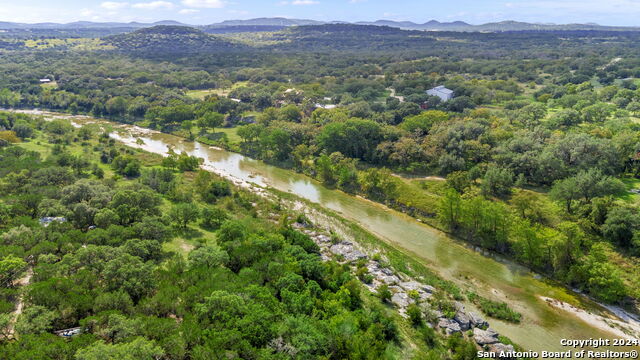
473, 328, 499, 345
295, 222, 517, 355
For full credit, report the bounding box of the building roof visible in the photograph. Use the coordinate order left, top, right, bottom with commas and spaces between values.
39, 217, 66, 227
315, 103, 338, 110
428, 85, 454, 95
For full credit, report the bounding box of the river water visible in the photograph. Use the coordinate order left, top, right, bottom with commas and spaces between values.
16, 110, 640, 352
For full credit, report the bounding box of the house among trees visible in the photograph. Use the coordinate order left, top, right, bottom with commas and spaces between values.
314, 103, 338, 110
39, 78, 52, 84
426, 85, 454, 102
39, 217, 66, 227
54, 327, 82, 338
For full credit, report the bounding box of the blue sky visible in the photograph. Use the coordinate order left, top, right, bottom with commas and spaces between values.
1, 0, 639, 26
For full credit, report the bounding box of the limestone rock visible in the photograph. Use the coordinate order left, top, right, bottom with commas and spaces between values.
454, 311, 471, 331
379, 274, 401, 285
380, 267, 394, 276
422, 284, 436, 293
438, 318, 461, 335
391, 292, 413, 308
489, 343, 515, 356
329, 243, 366, 261
399, 281, 422, 292
469, 312, 489, 328
473, 327, 499, 345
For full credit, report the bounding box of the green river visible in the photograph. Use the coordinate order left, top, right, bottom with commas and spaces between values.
17, 110, 640, 354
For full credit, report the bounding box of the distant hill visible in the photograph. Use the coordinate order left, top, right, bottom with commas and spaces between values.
268, 24, 436, 52
354, 19, 640, 31
211, 17, 324, 27
104, 25, 243, 55
202, 25, 287, 34
355, 20, 472, 30
0, 17, 639, 32
0, 20, 187, 30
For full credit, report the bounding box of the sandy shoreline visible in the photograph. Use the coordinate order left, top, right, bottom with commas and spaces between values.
541, 296, 640, 340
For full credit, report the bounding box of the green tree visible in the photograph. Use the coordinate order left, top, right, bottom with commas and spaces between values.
317, 119, 383, 161
481, 166, 514, 197
94, 208, 120, 228
188, 245, 229, 268
197, 112, 224, 133
110, 189, 161, 225
75, 337, 164, 360
105, 97, 128, 117
176, 152, 200, 172
602, 207, 640, 248
517, 103, 547, 127
446, 171, 471, 193
200, 207, 229, 229
400, 110, 449, 135
103, 254, 155, 300
111, 156, 141, 177
0, 254, 27, 287
278, 104, 303, 122
438, 188, 462, 230
550, 169, 625, 213
15, 305, 56, 335
170, 203, 200, 229
202, 181, 232, 203
358, 168, 398, 201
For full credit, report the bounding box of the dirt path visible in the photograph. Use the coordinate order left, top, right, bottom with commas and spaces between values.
392, 173, 446, 182
387, 87, 404, 103
5, 268, 33, 339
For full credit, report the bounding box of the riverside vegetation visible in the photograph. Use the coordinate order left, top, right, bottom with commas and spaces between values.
0, 111, 509, 359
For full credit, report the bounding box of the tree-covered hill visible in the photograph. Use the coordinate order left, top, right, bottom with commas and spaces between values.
104, 26, 245, 55
264, 24, 437, 52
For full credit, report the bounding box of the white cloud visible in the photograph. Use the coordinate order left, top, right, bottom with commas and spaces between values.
132, 1, 175, 9
178, 8, 200, 14
80, 8, 95, 17
181, 0, 226, 8
100, 1, 130, 10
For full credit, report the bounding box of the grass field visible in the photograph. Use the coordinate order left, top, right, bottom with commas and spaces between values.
40, 81, 58, 90
217, 127, 242, 144
185, 89, 222, 100
24, 38, 109, 50
186, 81, 250, 100
620, 177, 640, 203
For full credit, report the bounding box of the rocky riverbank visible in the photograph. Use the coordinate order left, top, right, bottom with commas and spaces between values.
292, 221, 517, 356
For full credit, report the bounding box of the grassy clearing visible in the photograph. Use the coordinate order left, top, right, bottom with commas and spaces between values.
40, 81, 58, 90
16, 139, 50, 156
23, 38, 108, 50
618, 177, 640, 203
185, 81, 250, 100
185, 89, 221, 100
392, 177, 443, 217
217, 127, 241, 144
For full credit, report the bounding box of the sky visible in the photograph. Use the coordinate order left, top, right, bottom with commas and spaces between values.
0, 0, 639, 26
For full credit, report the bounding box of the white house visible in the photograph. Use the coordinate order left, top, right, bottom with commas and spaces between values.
39, 78, 52, 84
426, 85, 454, 102
314, 103, 338, 110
